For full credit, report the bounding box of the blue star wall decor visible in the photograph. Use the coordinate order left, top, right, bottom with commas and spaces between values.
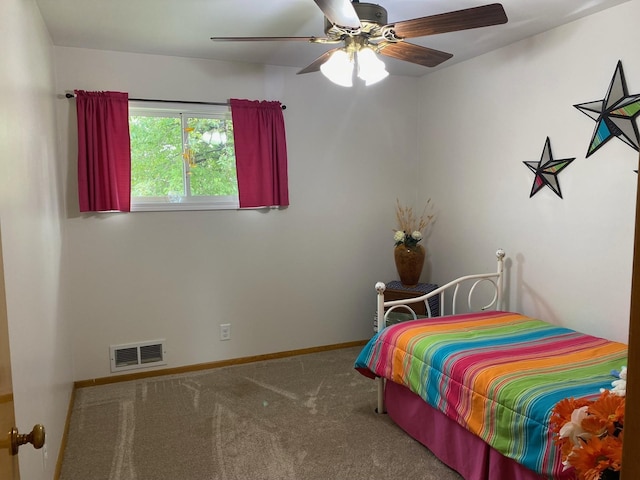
524, 137, 575, 198
574, 60, 640, 157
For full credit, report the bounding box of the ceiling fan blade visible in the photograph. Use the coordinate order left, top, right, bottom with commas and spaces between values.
312, 0, 361, 28
390, 3, 507, 39
297, 48, 341, 74
378, 42, 453, 68
211, 36, 322, 42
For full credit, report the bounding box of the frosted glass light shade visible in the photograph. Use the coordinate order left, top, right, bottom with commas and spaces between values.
356, 47, 388, 86
320, 50, 354, 87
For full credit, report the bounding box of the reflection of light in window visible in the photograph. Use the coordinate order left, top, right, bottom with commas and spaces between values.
202, 130, 227, 145
168, 192, 183, 203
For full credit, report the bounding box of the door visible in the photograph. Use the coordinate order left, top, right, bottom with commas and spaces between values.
0, 230, 45, 479
0, 230, 19, 478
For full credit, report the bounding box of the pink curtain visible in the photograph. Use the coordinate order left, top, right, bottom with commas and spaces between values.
230, 99, 289, 208
75, 90, 131, 212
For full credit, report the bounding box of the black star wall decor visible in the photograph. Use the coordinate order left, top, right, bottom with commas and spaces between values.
523, 137, 575, 198
574, 60, 640, 157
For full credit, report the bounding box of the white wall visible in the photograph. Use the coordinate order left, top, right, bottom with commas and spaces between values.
0, 1, 73, 478
417, 0, 640, 343
53, 48, 421, 380
53, 1, 640, 382
1, 1, 635, 477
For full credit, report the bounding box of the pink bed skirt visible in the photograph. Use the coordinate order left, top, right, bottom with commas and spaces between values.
384, 380, 572, 480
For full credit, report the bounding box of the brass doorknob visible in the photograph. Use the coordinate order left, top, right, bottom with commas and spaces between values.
10, 424, 45, 455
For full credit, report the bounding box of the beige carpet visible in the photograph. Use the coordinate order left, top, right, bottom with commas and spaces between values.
60, 346, 463, 480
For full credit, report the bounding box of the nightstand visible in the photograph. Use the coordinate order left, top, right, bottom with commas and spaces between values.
384, 281, 440, 317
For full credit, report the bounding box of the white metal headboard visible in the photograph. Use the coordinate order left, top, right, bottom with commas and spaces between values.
375, 249, 506, 333
373, 249, 506, 414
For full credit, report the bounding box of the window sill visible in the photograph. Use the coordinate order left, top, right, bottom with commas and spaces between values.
131, 196, 239, 212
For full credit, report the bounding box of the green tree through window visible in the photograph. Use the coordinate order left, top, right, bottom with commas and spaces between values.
186, 116, 237, 196
129, 104, 238, 211
130, 115, 183, 197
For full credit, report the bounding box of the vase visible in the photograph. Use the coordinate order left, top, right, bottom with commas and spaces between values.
394, 244, 426, 288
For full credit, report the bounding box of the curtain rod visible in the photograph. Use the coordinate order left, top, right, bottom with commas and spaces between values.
64, 93, 286, 110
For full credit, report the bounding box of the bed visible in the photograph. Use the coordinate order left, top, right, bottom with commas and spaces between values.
354, 250, 628, 480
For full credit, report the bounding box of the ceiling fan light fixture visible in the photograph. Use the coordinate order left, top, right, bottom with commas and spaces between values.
320, 49, 354, 87
356, 47, 388, 86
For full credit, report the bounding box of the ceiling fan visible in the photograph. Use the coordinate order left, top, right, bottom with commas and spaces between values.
211, 0, 508, 86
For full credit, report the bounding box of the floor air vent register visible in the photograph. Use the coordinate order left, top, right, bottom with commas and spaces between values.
110, 340, 167, 372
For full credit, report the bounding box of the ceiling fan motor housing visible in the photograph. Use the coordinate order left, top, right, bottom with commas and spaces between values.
324, 2, 388, 33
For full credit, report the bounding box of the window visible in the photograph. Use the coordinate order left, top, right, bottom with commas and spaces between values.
129, 102, 238, 211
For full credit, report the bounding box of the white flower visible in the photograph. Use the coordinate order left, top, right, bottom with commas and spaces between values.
411, 231, 422, 241
394, 231, 405, 243
604, 366, 628, 396
611, 378, 626, 396
559, 406, 591, 447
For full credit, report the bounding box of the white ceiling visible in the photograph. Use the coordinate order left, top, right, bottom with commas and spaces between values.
35, 0, 631, 77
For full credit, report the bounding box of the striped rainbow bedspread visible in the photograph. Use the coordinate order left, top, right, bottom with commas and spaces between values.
354, 311, 628, 477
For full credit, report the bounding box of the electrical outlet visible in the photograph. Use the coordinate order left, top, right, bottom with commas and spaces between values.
220, 323, 231, 341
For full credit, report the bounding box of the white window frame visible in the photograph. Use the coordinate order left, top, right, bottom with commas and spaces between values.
129, 101, 239, 212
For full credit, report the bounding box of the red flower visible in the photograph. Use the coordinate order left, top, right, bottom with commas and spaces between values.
567, 435, 622, 480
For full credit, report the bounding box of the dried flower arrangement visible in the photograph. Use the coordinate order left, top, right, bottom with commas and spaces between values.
394, 198, 435, 248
